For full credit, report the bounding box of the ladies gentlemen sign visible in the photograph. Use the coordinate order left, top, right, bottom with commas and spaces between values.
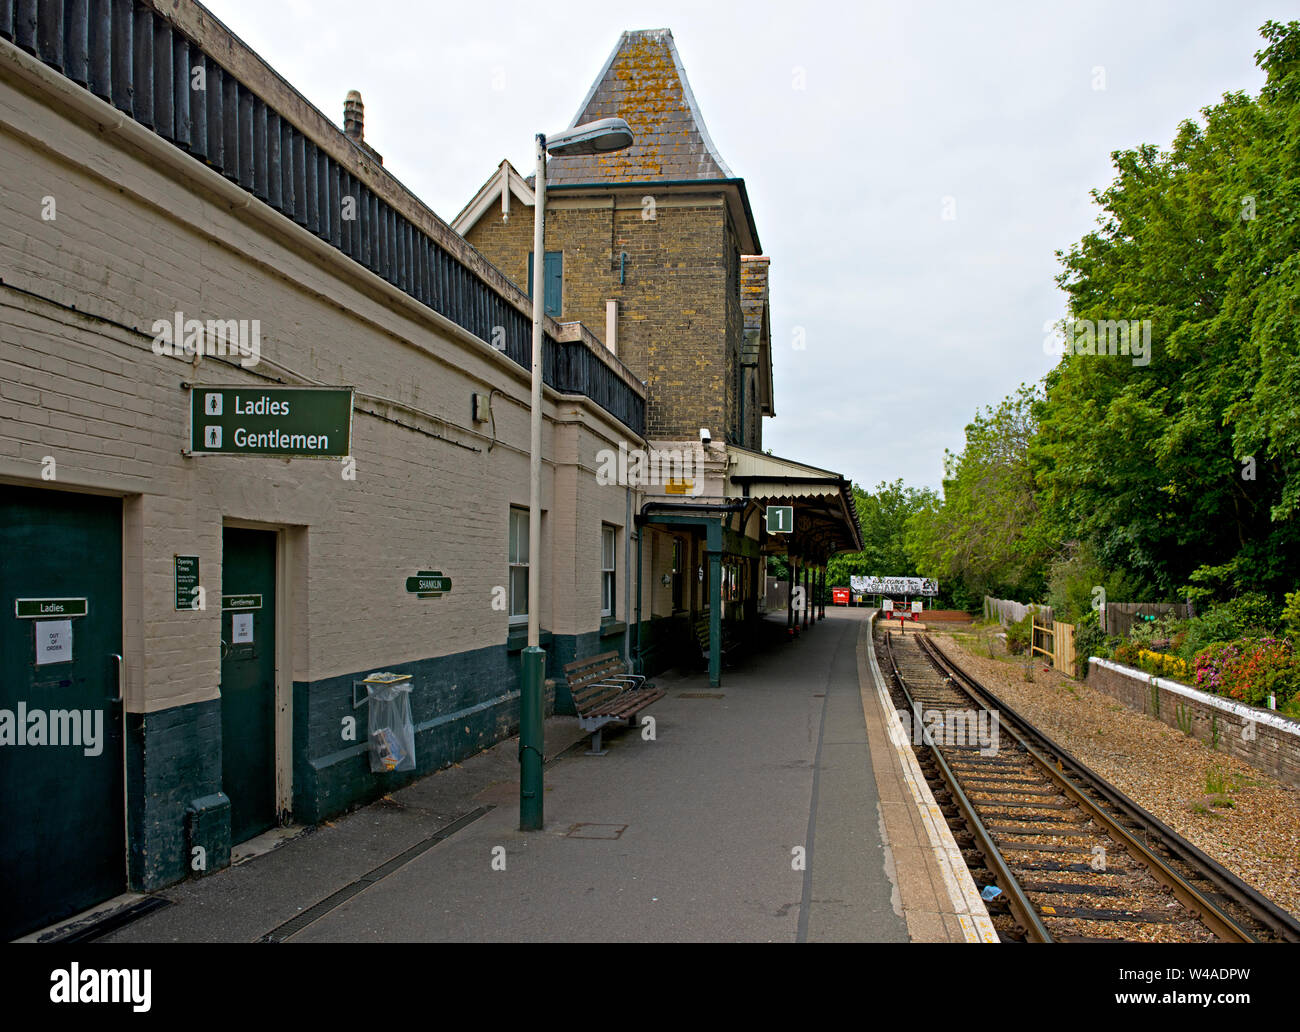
188, 387, 354, 457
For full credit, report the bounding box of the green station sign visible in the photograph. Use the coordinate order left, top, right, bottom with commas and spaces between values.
221, 594, 263, 611
189, 386, 353, 457
174, 555, 200, 611
406, 571, 452, 598
16, 598, 88, 618
765, 506, 794, 534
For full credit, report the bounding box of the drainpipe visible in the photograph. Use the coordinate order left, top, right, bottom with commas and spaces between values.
639, 501, 749, 520
634, 515, 644, 674
623, 485, 633, 665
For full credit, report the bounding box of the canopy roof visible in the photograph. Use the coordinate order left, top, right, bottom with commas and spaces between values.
727, 446, 862, 560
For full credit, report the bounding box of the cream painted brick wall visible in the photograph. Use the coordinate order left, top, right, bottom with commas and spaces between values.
0, 71, 646, 714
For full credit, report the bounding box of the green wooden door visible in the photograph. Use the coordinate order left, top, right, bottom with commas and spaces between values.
0, 486, 124, 940
220, 528, 277, 844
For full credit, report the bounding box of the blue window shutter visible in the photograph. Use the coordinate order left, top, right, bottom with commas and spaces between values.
545, 251, 562, 317
528, 251, 562, 318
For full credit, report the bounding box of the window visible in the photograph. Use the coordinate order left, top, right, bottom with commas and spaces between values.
601, 525, 617, 619
508, 507, 529, 623
527, 250, 563, 318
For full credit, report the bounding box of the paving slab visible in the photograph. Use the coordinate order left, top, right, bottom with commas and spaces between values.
97, 610, 940, 943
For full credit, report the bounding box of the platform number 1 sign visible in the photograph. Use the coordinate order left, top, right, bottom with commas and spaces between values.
766, 506, 793, 534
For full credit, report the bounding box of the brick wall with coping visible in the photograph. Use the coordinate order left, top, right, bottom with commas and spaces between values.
1087, 658, 1300, 790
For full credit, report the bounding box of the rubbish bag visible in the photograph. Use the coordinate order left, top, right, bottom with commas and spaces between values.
365, 673, 416, 773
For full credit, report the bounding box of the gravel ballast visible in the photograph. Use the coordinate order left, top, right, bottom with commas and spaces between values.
929, 631, 1300, 921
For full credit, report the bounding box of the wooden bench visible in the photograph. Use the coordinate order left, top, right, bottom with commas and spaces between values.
694, 616, 743, 667
563, 651, 663, 756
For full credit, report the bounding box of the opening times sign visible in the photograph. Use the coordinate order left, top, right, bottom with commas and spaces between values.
189, 386, 353, 457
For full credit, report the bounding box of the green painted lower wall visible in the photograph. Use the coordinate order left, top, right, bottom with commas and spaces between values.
633, 614, 694, 677
120, 623, 652, 894
549, 623, 632, 714
125, 700, 223, 891
294, 639, 554, 824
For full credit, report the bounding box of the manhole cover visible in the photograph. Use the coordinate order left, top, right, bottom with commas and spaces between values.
565, 823, 628, 840
678, 692, 724, 699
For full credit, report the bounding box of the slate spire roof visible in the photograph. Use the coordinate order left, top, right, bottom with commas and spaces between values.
545, 28, 735, 186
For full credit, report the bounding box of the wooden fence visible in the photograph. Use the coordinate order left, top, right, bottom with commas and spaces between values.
984, 596, 1054, 626
1032, 618, 1078, 677
1098, 601, 1193, 637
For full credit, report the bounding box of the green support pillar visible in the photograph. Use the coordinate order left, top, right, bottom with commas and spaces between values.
709, 548, 723, 687
786, 554, 795, 636
519, 645, 545, 830
795, 558, 806, 631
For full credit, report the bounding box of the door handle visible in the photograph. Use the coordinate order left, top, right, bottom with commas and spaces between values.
110, 653, 124, 703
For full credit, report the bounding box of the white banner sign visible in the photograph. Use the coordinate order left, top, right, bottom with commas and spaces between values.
850, 576, 938, 596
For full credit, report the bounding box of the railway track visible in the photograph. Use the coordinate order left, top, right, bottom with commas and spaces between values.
876, 626, 1300, 943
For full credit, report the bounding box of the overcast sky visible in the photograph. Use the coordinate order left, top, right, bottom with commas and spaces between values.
203, 0, 1280, 491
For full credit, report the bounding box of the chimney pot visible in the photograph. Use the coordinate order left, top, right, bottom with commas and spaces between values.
344, 90, 364, 142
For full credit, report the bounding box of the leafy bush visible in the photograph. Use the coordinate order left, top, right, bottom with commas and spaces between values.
1044, 542, 1150, 623
1179, 611, 1234, 662
1282, 589, 1300, 639
1178, 596, 1279, 661
1221, 593, 1281, 636
1073, 610, 1108, 661
1005, 614, 1032, 655
1112, 638, 1141, 667
1127, 618, 1158, 647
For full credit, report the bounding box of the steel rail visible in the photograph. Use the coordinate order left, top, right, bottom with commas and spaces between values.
914, 634, 1266, 943
882, 631, 1054, 942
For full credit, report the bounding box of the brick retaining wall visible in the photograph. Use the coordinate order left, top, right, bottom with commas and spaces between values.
1087, 658, 1300, 790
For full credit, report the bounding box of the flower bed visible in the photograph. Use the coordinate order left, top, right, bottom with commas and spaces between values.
1193, 638, 1300, 711
1111, 633, 1299, 716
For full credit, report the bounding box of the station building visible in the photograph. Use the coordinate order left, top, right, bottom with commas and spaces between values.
456, 29, 862, 686
0, 4, 858, 940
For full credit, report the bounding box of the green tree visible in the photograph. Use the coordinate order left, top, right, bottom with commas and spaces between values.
825, 479, 938, 587
906, 385, 1051, 605
1035, 20, 1300, 599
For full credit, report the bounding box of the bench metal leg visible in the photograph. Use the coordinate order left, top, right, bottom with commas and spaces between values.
586, 728, 607, 756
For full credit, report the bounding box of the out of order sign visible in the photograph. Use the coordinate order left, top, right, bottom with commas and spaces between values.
188, 386, 353, 457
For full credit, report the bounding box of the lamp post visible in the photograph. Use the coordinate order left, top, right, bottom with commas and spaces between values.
520, 117, 634, 832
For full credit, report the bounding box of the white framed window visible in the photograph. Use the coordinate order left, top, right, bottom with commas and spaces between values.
601, 524, 617, 619
509, 507, 529, 624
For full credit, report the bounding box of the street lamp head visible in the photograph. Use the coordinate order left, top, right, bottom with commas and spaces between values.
544, 117, 635, 157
